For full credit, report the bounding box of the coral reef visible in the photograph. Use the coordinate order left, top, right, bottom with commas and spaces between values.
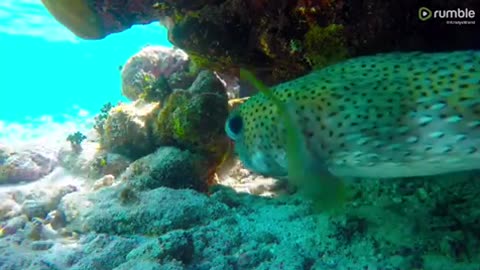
7, 3, 479, 269
96, 49, 231, 187
42, 0, 480, 84
2, 165, 480, 269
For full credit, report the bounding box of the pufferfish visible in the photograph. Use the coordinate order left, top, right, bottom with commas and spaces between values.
226, 51, 480, 208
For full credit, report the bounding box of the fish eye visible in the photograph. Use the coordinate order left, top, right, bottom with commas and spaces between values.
225, 115, 243, 140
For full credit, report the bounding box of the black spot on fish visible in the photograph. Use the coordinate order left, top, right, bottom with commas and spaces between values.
442, 147, 453, 153
467, 147, 477, 154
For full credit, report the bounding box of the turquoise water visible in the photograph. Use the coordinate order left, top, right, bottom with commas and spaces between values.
0, 0, 172, 124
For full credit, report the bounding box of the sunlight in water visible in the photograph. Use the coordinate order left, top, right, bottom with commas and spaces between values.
0, 0, 78, 42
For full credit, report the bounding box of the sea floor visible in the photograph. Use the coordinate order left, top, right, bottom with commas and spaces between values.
1, 121, 480, 270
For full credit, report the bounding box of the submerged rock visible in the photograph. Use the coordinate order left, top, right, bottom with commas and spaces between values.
69, 234, 139, 270
0, 215, 27, 236
58, 140, 132, 179
30, 240, 54, 251
122, 147, 210, 191
59, 186, 229, 235
153, 88, 230, 165
121, 46, 195, 101
0, 193, 21, 220
187, 70, 226, 96
0, 146, 57, 184
18, 185, 77, 220
101, 100, 160, 159
126, 230, 194, 264
113, 260, 172, 270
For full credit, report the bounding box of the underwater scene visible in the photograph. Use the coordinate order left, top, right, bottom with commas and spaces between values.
0, 0, 479, 269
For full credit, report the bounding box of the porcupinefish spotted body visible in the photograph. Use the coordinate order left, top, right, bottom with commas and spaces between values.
226, 51, 480, 188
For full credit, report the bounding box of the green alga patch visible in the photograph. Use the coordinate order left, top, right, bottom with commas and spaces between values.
188, 51, 233, 72
303, 24, 349, 69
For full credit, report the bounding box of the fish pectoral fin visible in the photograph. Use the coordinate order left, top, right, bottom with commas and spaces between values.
291, 165, 347, 213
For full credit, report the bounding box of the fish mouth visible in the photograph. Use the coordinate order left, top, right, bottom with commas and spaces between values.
236, 147, 288, 178
41, 0, 105, 39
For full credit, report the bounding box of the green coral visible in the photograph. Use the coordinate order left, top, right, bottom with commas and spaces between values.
94, 102, 114, 135
67, 131, 87, 153
303, 24, 349, 69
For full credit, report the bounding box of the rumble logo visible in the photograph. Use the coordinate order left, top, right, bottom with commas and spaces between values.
418, 7, 476, 24
418, 7, 433, 21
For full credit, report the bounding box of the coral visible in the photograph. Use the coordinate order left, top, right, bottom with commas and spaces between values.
121, 46, 195, 101
303, 24, 348, 68
142, 76, 173, 103
101, 100, 160, 159
66, 131, 87, 153
43, 0, 480, 85
188, 51, 234, 73
89, 68, 229, 188
154, 90, 230, 165
121, 147, 210, 192
93, 102, 113, 136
